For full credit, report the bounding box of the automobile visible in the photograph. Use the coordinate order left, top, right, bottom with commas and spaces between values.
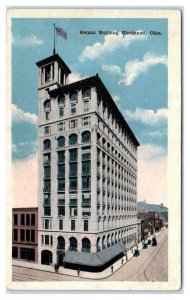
143, 242, 148, 249
152, 237, 157, 246
133, 249, 140, 257
148, 239, 152, 245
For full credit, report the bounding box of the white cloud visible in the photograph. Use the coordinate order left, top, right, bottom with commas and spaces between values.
12, 104, 38, 125
101, 64, 121, 75
12, 34, 43, 48
68, 72, 86, 84
138, 144, 167, 160
79, 31, 147, 62
143, 129, 167, 139
125, 107, 168, 125
113, 96, 120, 103
13, 141, 38, 158
119, 52, 168, 86
12, 155, 38, 208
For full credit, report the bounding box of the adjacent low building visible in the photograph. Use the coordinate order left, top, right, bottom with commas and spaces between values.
137, 211, 163, 241
12, 208, 38, 262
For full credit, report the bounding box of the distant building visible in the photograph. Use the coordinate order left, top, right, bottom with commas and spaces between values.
12, 208, 38, 262
137, 211, 163, 240
36, 53, 140, 271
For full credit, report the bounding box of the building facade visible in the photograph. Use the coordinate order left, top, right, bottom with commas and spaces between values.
12, 207, 38, 262
137, 211, 163, 240
36, 54, 139, 270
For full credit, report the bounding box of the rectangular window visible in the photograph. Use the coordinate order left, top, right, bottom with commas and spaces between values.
69, 119, 77, 129
44, 126, 51, 134
57, 151, 65, 163
20, 229, 25, 241
59, 219, 63, 230
82, 116, 91, 126
59, 107, 64, 117
43, 153, 51, 165
81, 147, 91, 160
45, 111, 49, 120
58, 206, 65, 216
58, 178, 65, 191
26, 214, 30, 226
82, 176, 91, 190
44, 219, 50, 230
69, 163, 77, 177
31, 230, 35, 242
69, 149, 77, 161
12, 247, 18, 258
44, 180, 51, 192
44, 166, 51, 179
13, 229, 18, 241
84, 100, 89, 112
26, 229, 30, 242
70, 207, 77, 217
58, 164, 65, 178
71, 220, 75, 231
84, 220, 88, 231
69, 177, 77, 190
21, 214, 25, 226
31, 214, 35, 226
13, 214, 18, 226
45, 235, 49, 245
71, 104, 76, 114
57, 122, 64, 131
82, 161, 91, 175
44, 206, 51, 216
50, 236, 53, 246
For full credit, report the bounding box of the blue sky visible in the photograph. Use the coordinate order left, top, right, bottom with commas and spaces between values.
12, 18, 168, 161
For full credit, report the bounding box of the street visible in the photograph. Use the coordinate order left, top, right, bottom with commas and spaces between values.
12, 228, 168, 282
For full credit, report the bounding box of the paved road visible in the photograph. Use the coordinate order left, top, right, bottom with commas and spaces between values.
12, 229, 168, 282
105, 228, 168, 281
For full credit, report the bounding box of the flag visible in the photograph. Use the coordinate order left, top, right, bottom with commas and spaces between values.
55, 26, 67, 40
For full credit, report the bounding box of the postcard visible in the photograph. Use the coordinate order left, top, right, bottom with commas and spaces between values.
7, 8, 181, 291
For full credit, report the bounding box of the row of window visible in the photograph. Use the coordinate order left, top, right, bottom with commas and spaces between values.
12, 247, 36, 261
13, 229, 36, 243
13, 213, 36, 226
43, 131, 91, 150
44, 116, 91, 135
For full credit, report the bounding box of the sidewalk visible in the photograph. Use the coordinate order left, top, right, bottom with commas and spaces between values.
12, 231, 162, 280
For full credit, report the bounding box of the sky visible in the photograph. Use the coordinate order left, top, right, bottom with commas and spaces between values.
11, 18, 168, 207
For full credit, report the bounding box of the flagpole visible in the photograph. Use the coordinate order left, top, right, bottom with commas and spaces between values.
53, 23, 56, 55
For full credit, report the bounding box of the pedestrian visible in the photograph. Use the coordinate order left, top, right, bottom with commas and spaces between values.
111, 265, 113, 273
77, 268, 80, 276
54, 263, 58, 273
121, 258, 123, 265
56, 264, 59, 273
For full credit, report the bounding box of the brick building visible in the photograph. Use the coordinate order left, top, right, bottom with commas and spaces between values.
12, 208, 38, 262
137, 211, 163, 240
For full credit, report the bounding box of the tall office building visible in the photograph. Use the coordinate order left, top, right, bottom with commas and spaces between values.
36, 54, 139, 271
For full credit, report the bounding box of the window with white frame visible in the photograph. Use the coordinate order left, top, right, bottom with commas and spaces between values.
82, 116, 91, 126
84, 100, 89, 112
69, 119, 78, 129
71, 103, 76, 114
57, 122, 64, 131
44, 126, 51, 134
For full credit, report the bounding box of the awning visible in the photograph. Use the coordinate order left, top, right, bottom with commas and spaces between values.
63, 242, 125, 267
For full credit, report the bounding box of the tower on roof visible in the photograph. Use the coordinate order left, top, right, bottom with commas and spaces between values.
36, 54, 71, 90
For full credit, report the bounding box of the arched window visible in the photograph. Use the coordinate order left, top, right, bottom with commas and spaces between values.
102, 235, 106, 249
82, 88, 91, 99
70, 92, 77, 102
57, 136, 65, 148
96, 237, 101, 252
43, 139, 51, 150
97, 132, 101, 144
115, 232, 118, 243
82, 238, 91, 252
111, 233, 115, 245
58, 95, 65, 106
107, 235, 110, 247
44, 100, 51, 111
69, 237, 77, 251
57, 236, 65, 250
41, 250, 52, 265
69, 133, 78, 145
81, 131, 91, 143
